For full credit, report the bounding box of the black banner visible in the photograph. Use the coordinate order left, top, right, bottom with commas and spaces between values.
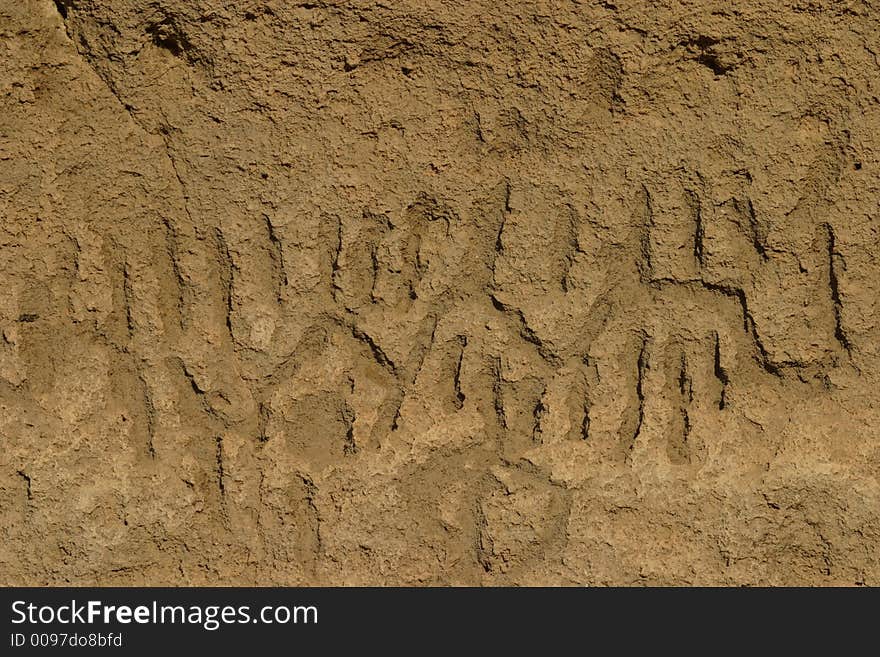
0, 587, 872, 651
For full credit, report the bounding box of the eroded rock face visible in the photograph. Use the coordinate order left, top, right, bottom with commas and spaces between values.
1, 0, 879, 585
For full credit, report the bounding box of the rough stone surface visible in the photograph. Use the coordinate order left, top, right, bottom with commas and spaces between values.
1, 0, 879, 585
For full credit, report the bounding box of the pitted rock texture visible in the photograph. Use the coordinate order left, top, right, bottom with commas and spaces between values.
1, 0, 879, 585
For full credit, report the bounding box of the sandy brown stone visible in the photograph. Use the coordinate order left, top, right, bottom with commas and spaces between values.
1, 0, 879, 585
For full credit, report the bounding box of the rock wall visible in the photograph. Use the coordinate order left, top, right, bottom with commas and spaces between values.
1, 0, 879, 585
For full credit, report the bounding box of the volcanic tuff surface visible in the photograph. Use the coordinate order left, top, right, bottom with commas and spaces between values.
2, 0, 880, 585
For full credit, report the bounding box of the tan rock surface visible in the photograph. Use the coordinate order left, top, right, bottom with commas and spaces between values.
1, 0, 879, 585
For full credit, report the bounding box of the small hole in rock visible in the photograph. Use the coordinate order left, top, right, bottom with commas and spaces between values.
147, 20, 192, 59
698, 53, 729, 76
